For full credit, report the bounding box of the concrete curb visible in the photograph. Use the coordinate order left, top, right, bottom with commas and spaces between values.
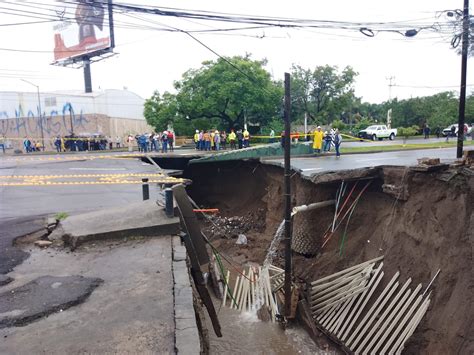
172, 236, 200, 355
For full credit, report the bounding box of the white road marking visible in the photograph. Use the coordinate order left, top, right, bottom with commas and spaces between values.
355, 157, 399, 162
300, 168, 323, 171
69, 168, 127, 171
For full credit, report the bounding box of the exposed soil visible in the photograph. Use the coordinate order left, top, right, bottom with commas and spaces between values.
185, 160, 474, 355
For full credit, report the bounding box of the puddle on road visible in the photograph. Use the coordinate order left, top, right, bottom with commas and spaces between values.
207, 303, 332, 354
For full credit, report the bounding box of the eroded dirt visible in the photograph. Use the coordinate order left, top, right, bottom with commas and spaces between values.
186, 160, 474, 355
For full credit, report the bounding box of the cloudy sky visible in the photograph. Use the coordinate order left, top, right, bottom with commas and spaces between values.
0, 0, 472, 103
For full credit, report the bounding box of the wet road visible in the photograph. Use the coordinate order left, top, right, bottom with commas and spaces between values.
263, 147, 473, 178
0, 153, 163, 220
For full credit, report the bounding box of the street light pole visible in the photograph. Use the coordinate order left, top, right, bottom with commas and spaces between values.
21, 79, 45, 151
457, 0, 469, 158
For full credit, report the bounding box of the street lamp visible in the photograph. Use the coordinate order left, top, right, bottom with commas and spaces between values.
21, 79, 45, 151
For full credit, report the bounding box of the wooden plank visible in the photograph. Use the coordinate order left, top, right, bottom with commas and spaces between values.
338, 263, 384, 341
345, 271, 400, 349
393, 295, 431, 355
375, 284, 423, 355
310, 273, 369, 304
356, 279, 413, 354
172, 184, 210, 266
310, 264, 374, 293
310, 256, 384, 286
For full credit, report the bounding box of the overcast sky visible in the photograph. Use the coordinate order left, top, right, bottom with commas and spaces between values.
0, 0, 472, 104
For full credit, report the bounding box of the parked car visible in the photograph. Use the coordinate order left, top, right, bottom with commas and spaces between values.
442, 124, 472, 137
358, 125, 397, 141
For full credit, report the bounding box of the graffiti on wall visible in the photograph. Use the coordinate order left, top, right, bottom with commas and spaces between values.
0, 102, 90, 137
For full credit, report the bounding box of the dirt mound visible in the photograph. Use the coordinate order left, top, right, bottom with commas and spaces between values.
185, 161, 473, 354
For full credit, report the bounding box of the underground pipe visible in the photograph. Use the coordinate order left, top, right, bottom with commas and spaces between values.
291, 199, 336, 216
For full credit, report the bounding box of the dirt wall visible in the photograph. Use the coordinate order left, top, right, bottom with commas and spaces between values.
185, 161, 473, 354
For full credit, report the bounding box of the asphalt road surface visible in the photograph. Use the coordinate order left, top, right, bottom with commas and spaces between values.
0, 153, 166, 220
264, 147, 473, 178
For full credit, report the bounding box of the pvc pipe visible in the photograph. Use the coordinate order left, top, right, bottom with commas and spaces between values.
291, 199, 335, 216
223, 270, 230, 307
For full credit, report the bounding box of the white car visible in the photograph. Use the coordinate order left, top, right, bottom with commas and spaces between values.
442, 124, 472, 137
358, 125, 397, 141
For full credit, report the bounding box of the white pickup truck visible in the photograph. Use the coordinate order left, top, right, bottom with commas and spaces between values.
358, 125, 397, 141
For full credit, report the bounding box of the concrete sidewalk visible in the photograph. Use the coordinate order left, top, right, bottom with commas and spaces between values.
50, 200, 180, 248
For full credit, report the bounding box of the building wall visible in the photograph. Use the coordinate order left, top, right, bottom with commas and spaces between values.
0, 89, 152, 150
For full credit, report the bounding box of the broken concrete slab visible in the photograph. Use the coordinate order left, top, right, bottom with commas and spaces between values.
172, 236, 200, 355
0, 275, 102, 328
34, 240, 52, 248
54, 200, 180, 249
0, 275, 13, 286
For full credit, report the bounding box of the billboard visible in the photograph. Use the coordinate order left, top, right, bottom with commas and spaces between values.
53, 0, 112, 63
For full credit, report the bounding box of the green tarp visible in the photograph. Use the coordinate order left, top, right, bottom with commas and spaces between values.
189, 142, 314, 164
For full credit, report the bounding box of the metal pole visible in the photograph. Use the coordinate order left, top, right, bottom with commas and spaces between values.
21, 79, 45, 151
165, 188, 174, 217
142, 178, 149, 200
283, 72, 292, 318
84, 57, 92, 93
36, 86, 45, 151
457, 0, 469, 158
69, 109, 74, 135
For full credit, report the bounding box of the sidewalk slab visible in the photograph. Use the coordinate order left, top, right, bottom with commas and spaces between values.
51, 200, 180, 249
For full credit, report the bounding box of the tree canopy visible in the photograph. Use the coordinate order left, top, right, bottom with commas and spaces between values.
290, 64, 357, 125
144, 55, 474, 136
175, 56, 283, 131
144, 56, 283, 134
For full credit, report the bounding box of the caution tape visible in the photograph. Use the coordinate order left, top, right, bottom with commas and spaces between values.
0, 179, 183, 187
0, 172, 185, 187
0, 173, 168, 179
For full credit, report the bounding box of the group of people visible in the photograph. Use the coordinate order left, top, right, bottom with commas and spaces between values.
131, 131, 175, 153
51, 135, 124, 153
193, 129, 250, 151
22, 137, 43, 153
311, 126, 343, 157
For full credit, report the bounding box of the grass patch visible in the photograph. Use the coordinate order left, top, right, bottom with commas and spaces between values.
54, 212, 69, 221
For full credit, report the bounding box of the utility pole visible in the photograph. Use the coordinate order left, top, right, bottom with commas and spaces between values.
386, 76, 395, 129
83, 57, 92, 93
283, 72, 292, 318
21, 79, 45, 151
457, 0, 469, 158
386, 76, 395, 102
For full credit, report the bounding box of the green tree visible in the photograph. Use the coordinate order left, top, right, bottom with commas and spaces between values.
331, 119, 346, 130
143, 91, 179, 132
174, 56, 283, 131
290, 64, 358, 125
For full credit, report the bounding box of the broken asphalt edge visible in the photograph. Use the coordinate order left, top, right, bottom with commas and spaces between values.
172, 235, 201, 355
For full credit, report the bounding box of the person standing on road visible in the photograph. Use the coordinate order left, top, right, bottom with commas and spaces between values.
168, 130, 175, 152
312, 126, 324, 153
269, 129, 275, 143
334, 129, 342, 158
214, 130, 221, 150
220, 131, 227, 150
161, 131, 168, 153
194, 130, 199, 150
237, 130, 244, 149
243, 129, 250, 148
115, 136, 122, 148
54, 136, 61, 152
203, 130, 211, 151
229, 129, 236, 149
423, 124, 430, 139
23, 137, 31, 153
323, 131, 332, 152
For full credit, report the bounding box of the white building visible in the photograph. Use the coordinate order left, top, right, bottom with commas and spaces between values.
0, 89, 152, 149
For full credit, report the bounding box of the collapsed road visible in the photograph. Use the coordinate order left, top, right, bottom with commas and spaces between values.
0, 147, 472, 354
